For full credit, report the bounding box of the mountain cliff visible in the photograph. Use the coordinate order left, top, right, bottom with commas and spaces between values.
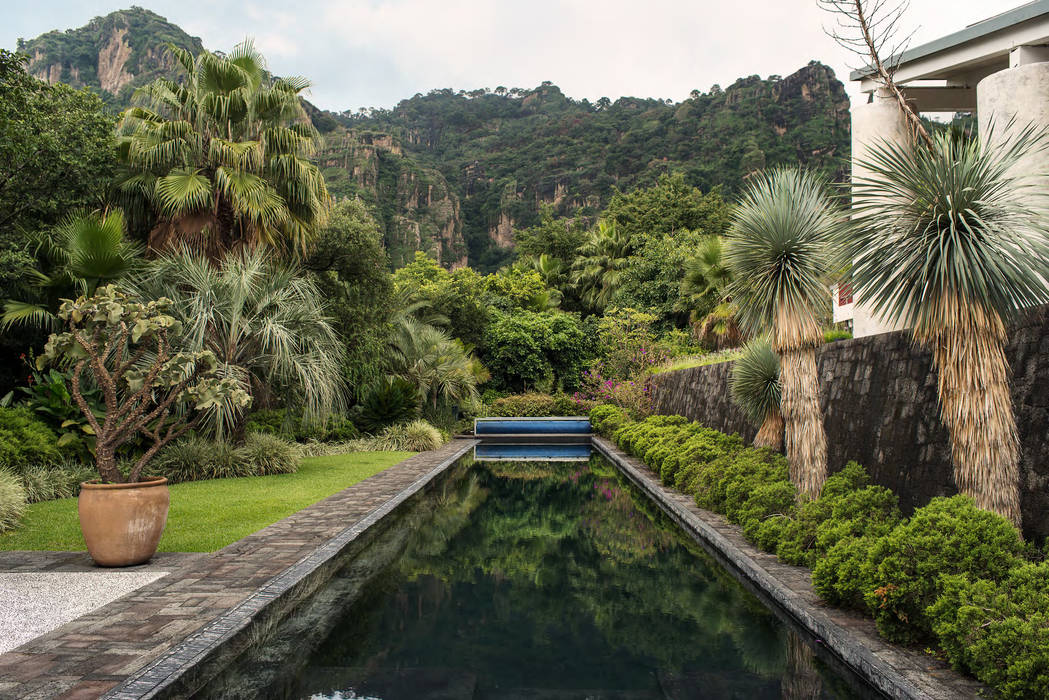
16, 7, 204, 107
17, 10, 851, 270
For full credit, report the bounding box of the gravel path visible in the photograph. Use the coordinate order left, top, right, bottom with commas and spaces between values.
0, 570, 168, 653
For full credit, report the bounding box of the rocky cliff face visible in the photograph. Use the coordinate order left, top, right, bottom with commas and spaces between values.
18, 8, 203, 106
317, 131, 467, 268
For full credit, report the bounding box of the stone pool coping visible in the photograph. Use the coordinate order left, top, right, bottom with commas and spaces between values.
0, 440, 476, 700
593, 436, 985, 700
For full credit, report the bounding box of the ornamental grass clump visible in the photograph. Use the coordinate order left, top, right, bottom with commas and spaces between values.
726, 167, 846, 500
843, 125, 1049, 527
0, 469, 27, 532
38, 285, 250, 483
730, 339, 783, 451
375, 420, 445, 452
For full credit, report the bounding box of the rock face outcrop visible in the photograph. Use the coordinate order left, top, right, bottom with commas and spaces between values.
316, 131, 467, 267
19, 7, 203, 104
649, 305, 1049, 541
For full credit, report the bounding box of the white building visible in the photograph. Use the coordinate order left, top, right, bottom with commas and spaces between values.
848, 0, 1049, 337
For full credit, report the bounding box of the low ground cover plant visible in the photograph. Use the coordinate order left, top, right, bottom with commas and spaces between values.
590, 406, 1047, 699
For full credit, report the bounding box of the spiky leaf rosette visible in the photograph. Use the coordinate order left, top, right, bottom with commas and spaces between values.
725, 168, 844, 352
730, 339, 781, 426
844, 125, 1049, 337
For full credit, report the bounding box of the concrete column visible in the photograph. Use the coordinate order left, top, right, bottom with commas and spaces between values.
978, 60, 1049, 182
849, 88, 912, 338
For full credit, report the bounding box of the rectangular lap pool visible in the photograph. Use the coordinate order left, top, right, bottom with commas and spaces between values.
194, 453, 879, 699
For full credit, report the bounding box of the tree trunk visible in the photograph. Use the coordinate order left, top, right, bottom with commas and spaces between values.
95, 444, 122, 484
927, 309, 1021, 528
779, 348, 827, 499
754, 409, 784, 451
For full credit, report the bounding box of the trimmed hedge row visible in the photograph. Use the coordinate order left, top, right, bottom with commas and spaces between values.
485, 393, 591, 417
591, 406, 1048, 699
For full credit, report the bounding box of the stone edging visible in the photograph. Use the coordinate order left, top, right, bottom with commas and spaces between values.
592, 436, 984, 700
103, 439, 477, 700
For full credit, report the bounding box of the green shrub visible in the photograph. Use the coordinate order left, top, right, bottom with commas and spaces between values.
244, 409, 286, 436
812, 535, 882, 610
737, 480, 797, 550
0, 469, 27, 532
487, 393, 588, 417
823, 328, 852, 343
15, 461, 94, 503
153, 437, 249, 483
0, 407, 63, 468
375, 420, 445, 452
929, 562, 1049, 700
589, 404, 630, 437
239, 433, 300, 475
356, 378, 419, 433
775, 463, 901, 567
861, 496, 1026, 644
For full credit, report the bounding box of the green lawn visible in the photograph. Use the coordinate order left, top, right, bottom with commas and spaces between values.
0, 451, 413, 553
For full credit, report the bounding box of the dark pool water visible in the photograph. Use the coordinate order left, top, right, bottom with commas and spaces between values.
200, 457, 875, 700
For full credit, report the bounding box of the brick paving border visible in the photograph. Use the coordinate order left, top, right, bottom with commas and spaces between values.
593, 436, 985, 700
0, 440, 475, 700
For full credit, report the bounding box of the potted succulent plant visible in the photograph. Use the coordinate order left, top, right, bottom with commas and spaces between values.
40, 286, 250, 566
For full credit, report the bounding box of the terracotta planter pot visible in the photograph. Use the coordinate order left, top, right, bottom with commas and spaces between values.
78, 477, 170, 567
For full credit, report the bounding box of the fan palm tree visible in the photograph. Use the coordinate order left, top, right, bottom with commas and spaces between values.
679, 236, 742, 349
116, 40, 329, 260
844, 125, 1049, 527
126, 248, 345, 439
571, 220, 632, 311
3, 209, 141, 329
730, 339, 783, 451
726, 168, 844, 499
389, 315, 482, 411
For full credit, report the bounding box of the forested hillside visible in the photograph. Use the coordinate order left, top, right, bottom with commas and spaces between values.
17, 9, 851, 270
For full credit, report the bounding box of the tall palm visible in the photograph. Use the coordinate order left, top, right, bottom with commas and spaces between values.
726, 168, 844, 499
389, 316, 482, 411
126, 248, 345, 439
844, 126, 1049, 527
116, 40, 329, 260
571, 220, 632, 311
679, 236, 741, 349
3, 209, 141, 329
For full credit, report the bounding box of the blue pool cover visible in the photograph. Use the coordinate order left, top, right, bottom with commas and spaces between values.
475, 418, 591, 435
474, 442, 592, 461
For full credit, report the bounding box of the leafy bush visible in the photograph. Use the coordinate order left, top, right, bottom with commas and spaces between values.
0, 469, 27, 532
589, 404, 630, 437
355, 377, 420, 433
238, 433, 301, 476
244, 409, 285, 436
15, 461, 94, 503
823, 328, 852, 343
929, 561, 1049, 700
375, 420, 445, 452
483, 310, 590, 392
486, 393, 588, 417
859, 496, 1025, 644
0, 406, 63, 468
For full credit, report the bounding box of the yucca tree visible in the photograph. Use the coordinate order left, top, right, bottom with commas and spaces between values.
730, 339, 783, 451
571, 220, 632, 311
844, 126, 1049, 527
125, 248, 345, 439
3, 209, 141, 329
116, 40, 329, 260
726, 168, 844, 499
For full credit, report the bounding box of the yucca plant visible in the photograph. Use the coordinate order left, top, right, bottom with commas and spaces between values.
730, 339, 783, 451
844, 125, 1049, 527
726, 167, 844, 499
116, 40, 328, 259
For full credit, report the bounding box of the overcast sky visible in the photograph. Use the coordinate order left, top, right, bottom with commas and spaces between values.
4, 0, 1013, 112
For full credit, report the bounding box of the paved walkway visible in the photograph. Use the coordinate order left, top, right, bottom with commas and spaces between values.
0, 441, 475, 700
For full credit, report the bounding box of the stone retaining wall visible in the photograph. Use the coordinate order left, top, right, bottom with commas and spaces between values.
649, 306, 1049, 540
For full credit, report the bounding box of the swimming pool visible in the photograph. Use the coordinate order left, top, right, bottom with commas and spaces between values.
194, 455, 877, 699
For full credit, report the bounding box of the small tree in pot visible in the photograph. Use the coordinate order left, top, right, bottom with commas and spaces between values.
40, 285, 250, 565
